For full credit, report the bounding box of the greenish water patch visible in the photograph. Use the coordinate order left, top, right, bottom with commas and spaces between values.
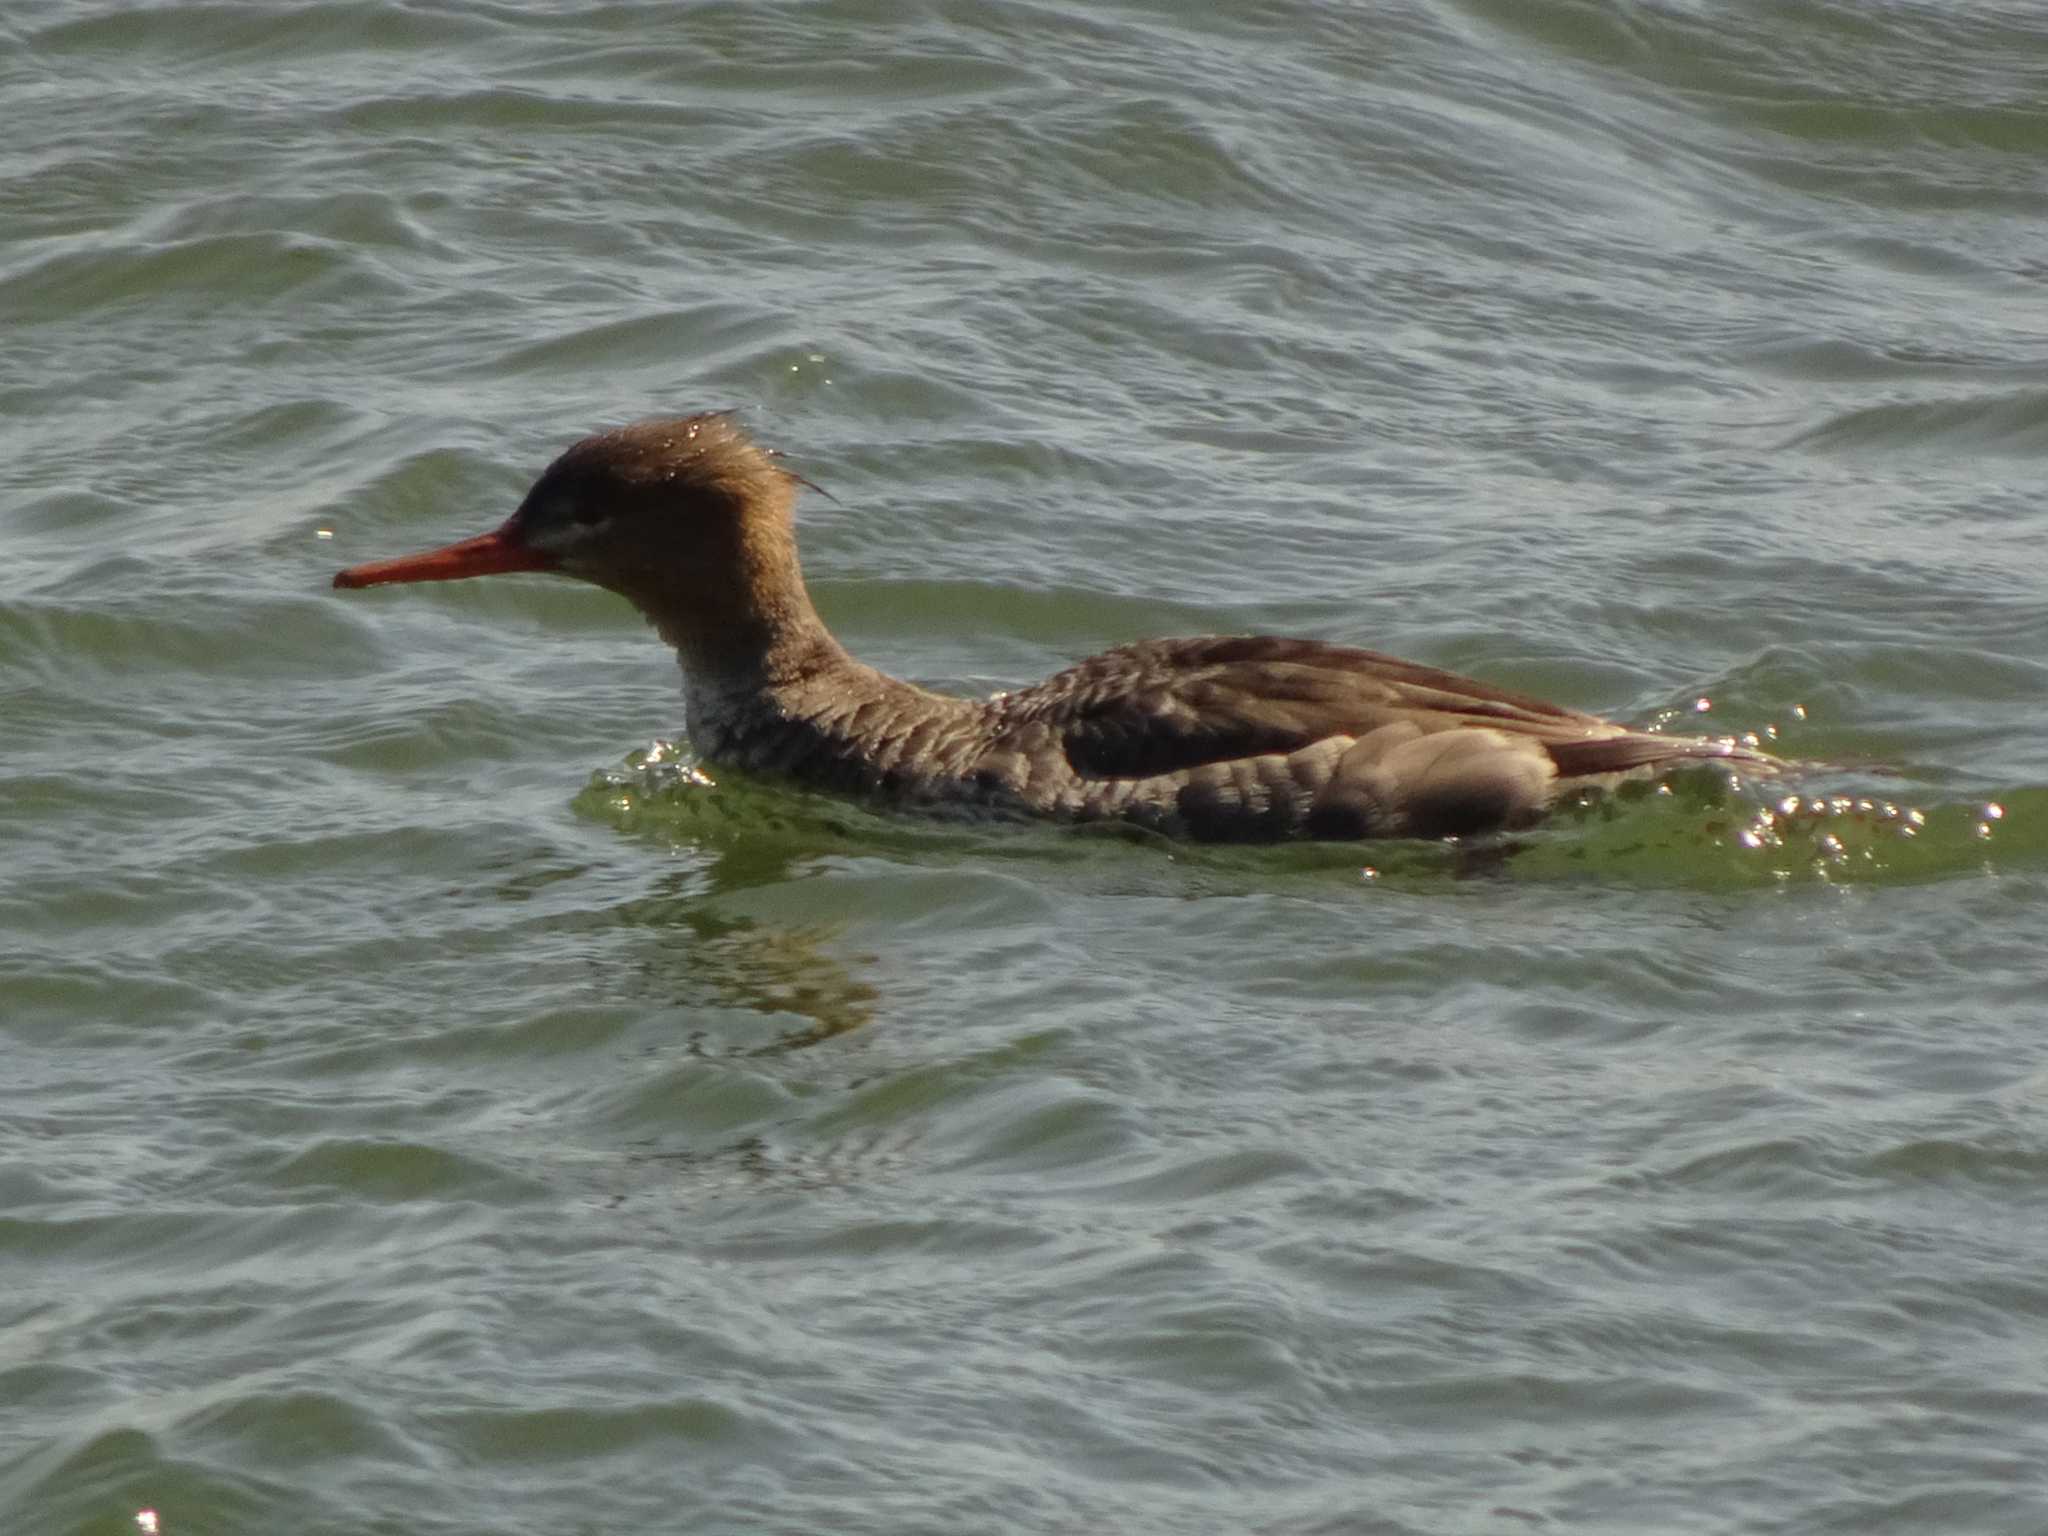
574, 741, 2042, 892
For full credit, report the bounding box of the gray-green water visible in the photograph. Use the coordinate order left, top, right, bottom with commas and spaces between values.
6, 2, 2048, 1532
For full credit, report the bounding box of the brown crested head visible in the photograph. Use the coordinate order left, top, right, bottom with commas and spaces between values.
501, 412, 801, 592
334, 412, 836, 676
333, 412, 804, 597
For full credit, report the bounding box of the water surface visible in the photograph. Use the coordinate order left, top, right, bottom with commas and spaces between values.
5, 1, 2048, 1532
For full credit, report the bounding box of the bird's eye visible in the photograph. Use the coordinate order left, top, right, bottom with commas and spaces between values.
513, 493, 604, 555
525, 495, 603, 535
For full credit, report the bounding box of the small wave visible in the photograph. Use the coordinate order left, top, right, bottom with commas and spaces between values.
1786, 390, 2048, 456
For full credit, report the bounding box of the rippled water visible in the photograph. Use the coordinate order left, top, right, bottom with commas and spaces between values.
6, 1, 2048, 1532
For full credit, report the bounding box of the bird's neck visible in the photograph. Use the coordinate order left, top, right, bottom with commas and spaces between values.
619, 502, 853, 693
605, 493, 988, 778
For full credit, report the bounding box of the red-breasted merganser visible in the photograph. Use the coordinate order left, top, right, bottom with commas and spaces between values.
334, 413, 1771, 840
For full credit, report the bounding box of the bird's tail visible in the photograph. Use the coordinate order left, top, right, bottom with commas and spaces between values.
1547, 732, 1781, 781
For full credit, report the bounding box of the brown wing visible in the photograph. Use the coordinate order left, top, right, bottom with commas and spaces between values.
997, 635, 1657, 781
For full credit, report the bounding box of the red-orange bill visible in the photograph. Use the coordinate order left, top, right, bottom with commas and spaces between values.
332, 524, 556, 589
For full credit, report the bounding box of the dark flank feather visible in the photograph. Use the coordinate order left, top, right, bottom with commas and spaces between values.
1007, 636, 1622, 781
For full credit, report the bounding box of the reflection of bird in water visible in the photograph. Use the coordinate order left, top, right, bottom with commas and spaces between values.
337, 413, 1773, 840
606, 866, 878, 1056
695, 919, 878, 1056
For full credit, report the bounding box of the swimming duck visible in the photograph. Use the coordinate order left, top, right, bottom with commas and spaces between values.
334, 413, 1769, 840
